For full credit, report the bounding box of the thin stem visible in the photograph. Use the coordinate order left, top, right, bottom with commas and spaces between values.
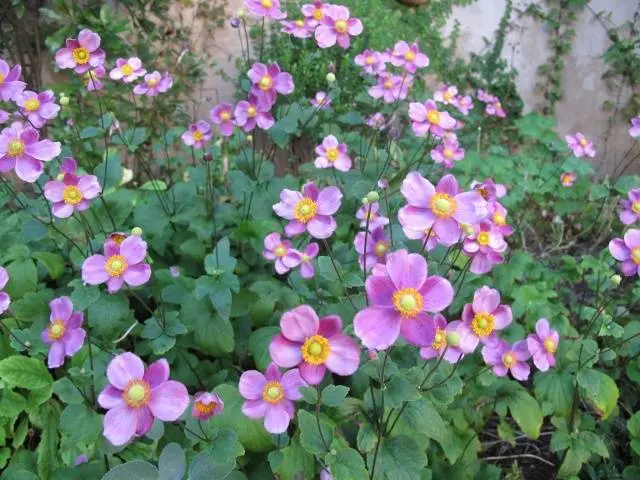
321, 239, 357, 311
315, 386, 330, 452
362, 203, 373, 295
86, 327, 97, 406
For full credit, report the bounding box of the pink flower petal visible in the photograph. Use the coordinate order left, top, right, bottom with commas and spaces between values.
609, 238, 629, 260
400, 313, 436, 347
103, 406, 137, 446
386, 249, 427, 290
107, 352, 145, 390
242, 399, 268, 419
123, 264, 151, 287
269, 334, 303, 368
148, 380, 189, 421
318, 315, 342, 338
299, 362, 326, 385
63, 328, 85, 356
239, 370, 266, 400
354, 306, 401, 350
401, 172, 434, 207
264, 402, 292, 434
50, 296, 73, 322
47, 341, 65, 368
98, 385, 125, 410
144, 359, 170, 388
316, 186, 342, 215
280, 305, 319, 342
325, 334, 360, 375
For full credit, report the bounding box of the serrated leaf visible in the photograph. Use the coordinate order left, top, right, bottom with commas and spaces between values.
0, 355, 53, 390
326, 448, 368, 479
321, 385, 349, 407
577, 368, 619, 419
298, 410, 333, 454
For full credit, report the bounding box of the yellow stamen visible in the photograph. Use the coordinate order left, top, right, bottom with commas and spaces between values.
313, 9, 323, 20
404, 50, 416, 61
274, 245, 287, 257
7, 140, 24, 157
295, 20, 305, 27
392, 288, 423, 318
192, 130, 204, 141
374, 241, 388, 257
0, 73, 5, 84
262, 381, 284, 404
632, 202, 640, 214
443, 91, 453, 102
261, 0, 273, 7
301, 335, 330, 365
121, 64, 134, 76
432, 328, 446, 350
195, 399, 217, 416
544, 337, 557, 353
105, 255, 128, 277
502, 352, 516, 368
48, 319, 66, 340
471, 312, 495, 337
110, 233, 127, 245
632, 247, 640, 265
247, 106, 257, 117
63, 185, 83, 206
334, 20, 348, 33
477, 232, 490, 246
72, 47, 90, 65
430, 193, 457, 218
293, 198, 317, 224
427, 109, 441, 125
259, 76, 273, 91
123, 380, 151, 408
326, 147, 339, 162
579, 137, 588, 147
365, 56, 374, 65
443, 148, 454, 159
383, 79, 393, 89
220, 111, 231, 122
493, 212, 506, 226
147, 78, 158, 87
23, 98, 40, 112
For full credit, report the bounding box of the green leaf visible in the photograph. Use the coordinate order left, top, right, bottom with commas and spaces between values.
337, 111, 363, 125
69, 279, 101, 311
357, 423, 377, 453
268, 434, 315, 480
0, 355, 53, 390
318, 256, 339, 282
505, 388, 543, 439
59, 404, 102, 443
321, 385, 349, 407
94, 155, 123, 191
33, 252, 65, 279
139, 180, 168, 191
53, 377, 85, 405
393, 398, 448, 447
205, 237, 237, 273
37, 404, 60, 479
4, 258, 37, 299
87, 293, 130, 337
195, 274, 239, 321
298, 410, 333, 454
534, 369, 573, 416
10, 289, 53, 324
248, 327, 279, 370
326, 448, 369, 479
300, 386, 319, 405
577, 368, 619, 419
373, 435, 428, 480
628, 411, 640, 438
181, 295, 234, 355
0, 389, 26, 417
79, 126, 103, 139
188, 430, 244, 479
102, 460, 158, 480
158, 443, 187, 480
384, 374, 419, 408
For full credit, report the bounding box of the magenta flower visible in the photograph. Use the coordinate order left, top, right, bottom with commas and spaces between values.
369, 73, 410, 104
55, 29, 105, 73
471, 178, 507, 202
367, 112, 386, 130
356, 202, 389, 231
431, 138, 464, 169
390, 41, 429, 73
244, 0, 286, 19
191, 392, 224, 420
630, 116, 640, 138
235, 95, 275, 132
98, 353, 189, 446
83, 66, 105, 91
485, 99, 506, 118
82, 235, 152, 293
620, 188, 640, 225
133, 71, 172, 97
0, 122, 61, 183
477, 89, 497, 103
560, 172, 576, 187
527, 319, 559, 372
263, 232, 300, 275
311, 91, 332, 109
463, 221, 507, 274
40, 297, 86, 369
609, 229, 640, 277
354, 249, 454, 350
290, 243, 319, 279
247, 63, 294, 106
0, 59, 25, 101
454, 95, 474, 115
565, 132, 595, 158
0, 267, 9, 315
398, 172, 488, 246
419, 315, 476, 364
433, 84, 458, 105
181, 121, 212, 149
462, 286, 512, 348
488, 201, 514, 237
482, 340, 530, 381
109, 57, 146, 83
302, 1, 328, 27
239, 363, 305, 434
43, 160, 101, 218
409, 100, 456, 137
315, 135, 352, 172
16, 90, 60, 129
281, 19, 313, 39
354, 49, 386, 75
269, 305, 360, 385
315, 5, 363, 49
210, 103, 235, 137
354, 227, 389, 271
273, 182, 342, 239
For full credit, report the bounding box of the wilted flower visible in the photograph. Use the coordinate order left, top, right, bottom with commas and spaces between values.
181, 121, 212, 149
0, 59, 25, 101
560, 172, 576, 187
471, 178, 507, 201
409, 100, 456, 137
0, 267, 9, 315
609, 229, 640, 277
192, 392, 224, 420
462, 286, 512, 348
315, 134, 352, 172
311, 91, 332, 109
41, 296, 86, 369
527, 319, 559, 372
485, 98, 506, 118
356, 201, 389, 231
16, 90, 60, 128
367, 112, 386, 130
315, 5, 363, 49
629, 116, 640, 138
55, 29, 106, 73
83, 66, 106, 91
281, 19, 313, 38
454, 95, 474, 115
482, 340, 530, 381
565, 132, 595, 158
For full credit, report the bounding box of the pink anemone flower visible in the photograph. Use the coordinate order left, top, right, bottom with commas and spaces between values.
43, 159, 101, 218
181, 121, 212, 149
560, 172, 576, 187
245, 0, 287, 19
311, 91, 332, 109
55, 29, 106, 74
82, 235, 152, 293
273, 182, 342, 239
239, 363, 305, 434
315, 5, 363, 49
354, 49, 386, 75
263, 232, 300, 275
210, 103, 235, 137
247, 63, 294, 106
110, 57, 146, 83
419, 315, 476, 364
354, 227, 390, 271
488, 202, 514, 237
433, 84, 458, 105
565, 132, 595, 158
409, 100, 456, 137
619, 188, 640, 225
269, 305, 360, 385
431, 138, 464, 169
0, 267, 9, 314
462, 220, 507, 274
367, 112, 386, 130
390, 41, 429, 73
354, 249, 454, 350
302, 1, 328, 27
315, 134, 352, 172
0, 122, 61, 183
471, 178, 507, 201
83, 66, 106, 91
462, 286, 512, 348
41, 296, 86, 369
281, 19, 313, 39
398, 172, 488, 246
454, 95, 474, 115
482, 340, 530, 381
235, 95, 275, 132
98, 353, 189, 446
527, 319, 559, 372
191, 392, 224, 420
356, 201, 389, 231
0, 59, 25, 101
16, 90, 60, 128
485, 99, 506, 118
290, 242, 319, 279
609, 229, 640, 277
133, 71, 172, 97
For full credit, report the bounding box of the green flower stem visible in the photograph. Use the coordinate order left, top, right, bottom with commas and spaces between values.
362, 202, 374, 293
321, 239, 357, 312
315, 386, 330, 452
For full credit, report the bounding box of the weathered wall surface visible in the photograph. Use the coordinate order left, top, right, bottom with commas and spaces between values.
191, 0, 638, 174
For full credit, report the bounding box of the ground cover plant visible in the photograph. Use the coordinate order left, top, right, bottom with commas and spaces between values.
0, 0, 640, 479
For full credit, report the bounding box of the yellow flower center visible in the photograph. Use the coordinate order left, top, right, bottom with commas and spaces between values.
48, 319, 66, 340
544, 337, 557, 353
105, 255, 128, 277
326, 147, 339, 162
262, 381, 284, 404
23, 98, 40, 112
427, 110, 441, 125
477, 186, 489, 199
374, 241, 388, 257
247, 106, 257, 117
471, 312, 495, 337
313, 8, 323, 20
7, 140, 25, 157
259, 76, 273, 91
147, 78, 158, 87
443, 148, 454, 159
432, 328, 446, 350
274, 245, 287, 257
502, 352, 516, 368
430, 193, 457, 218
446, 330, 461, 346
495, 102, 502, 109
632, 247, 640, 265
579, 137, 588, 147
404, 50, 416, 61
561, 175, 572, 185
443, 91, 453, 101
261, 0, 273, 7
195, 399, 217, 416
633, 202, 640, 214
295, 19, 305, 27
383, 79, 393, 89
293, 198, 317, 224
192, 130, 204, 141
334, 20, 348, 33
365, 56, 374, 65
123, 380, 151, 408
477, 232, 490, 246
301, 254, 310, 262
72, 47, 90, 64
301, 335, 330, 365
63, 185, 83, 206
220, 111, 231, 122
110, 233, 127, 245
0, 73, 4, 84
392, 288, 423, 318
493, 212, 506, 225
121, 64, 134, 76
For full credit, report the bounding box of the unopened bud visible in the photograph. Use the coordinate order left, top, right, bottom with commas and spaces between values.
230, 18, 240, 28
326, 72, 336, 83
59, 95, 70, 107
612, 274, 622, 286
366, 191, 379, 203
24, 341, 31, 348
367, 349, 377, 360
361, 197, 369, 206
246, 135, 253, 143
131, 227, 143, 236
377, 179, 388, 190
203, 152, 213, 162
237, 8, 245, 18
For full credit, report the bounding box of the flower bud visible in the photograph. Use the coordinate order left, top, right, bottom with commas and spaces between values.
203, 152, 213, 162
326, 72, 336, 83
230, 18, 240, 28
361, 197, 369, 206
24, 341, 31, 348
246, 135, 253, 143
367, 349, 377, 360
366, 191, 379, 203
131, 227, 143, 236
237, 8, 245, 18
327, 63, 336, 73
59, 95, 70, 107
611, 274, 622, 286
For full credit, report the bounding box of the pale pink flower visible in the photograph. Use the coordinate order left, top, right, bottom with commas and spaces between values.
565, 132, 595, 158
433, 84, 458, 105
315, 5, 363, 49
16, 90, 60, 128
314, 135, 352, 172
389, 41, 429, 73
408, 99, 456, 137
55, 29, 106, 74
210, 103, 235, 137
431, 138, 464, 169
281, 19, 313, 39
109, 57, 146, 83
354, 49, 386, 75
245, 0, 287, 19
133, 71, 172, 97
